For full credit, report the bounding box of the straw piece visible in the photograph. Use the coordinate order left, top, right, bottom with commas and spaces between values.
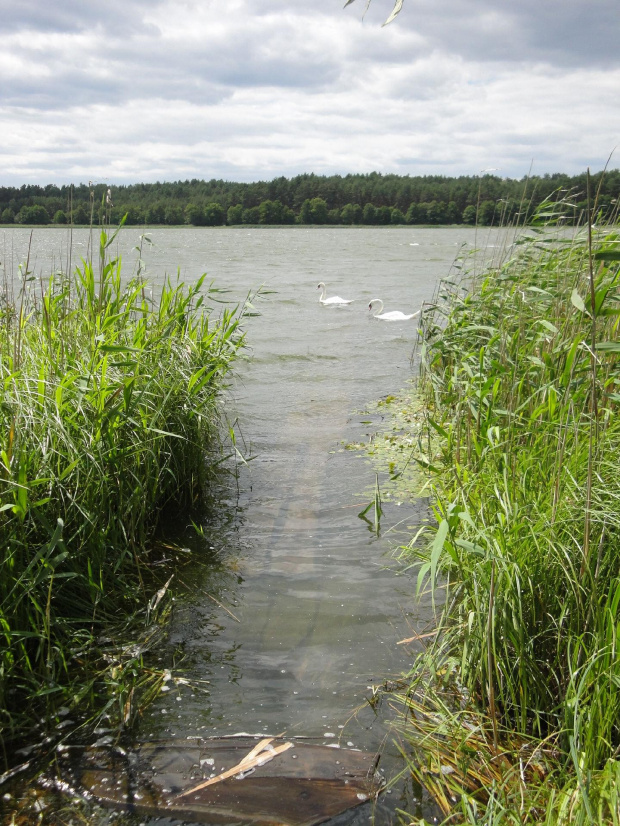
176, 738, 294, 798
397, 630, 439, 645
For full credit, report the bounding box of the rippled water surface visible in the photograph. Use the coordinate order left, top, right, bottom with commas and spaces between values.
2, 225, 512, 823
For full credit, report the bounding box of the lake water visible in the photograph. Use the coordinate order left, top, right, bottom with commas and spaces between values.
1, 225, 511, 824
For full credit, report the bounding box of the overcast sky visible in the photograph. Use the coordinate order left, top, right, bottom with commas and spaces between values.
1, 0, 619, 185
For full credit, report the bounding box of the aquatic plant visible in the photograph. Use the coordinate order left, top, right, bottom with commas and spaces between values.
393, 186, 620, 822
0, 223, 248, 746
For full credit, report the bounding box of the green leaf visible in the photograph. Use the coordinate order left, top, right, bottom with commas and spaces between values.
570, 289, 586, 314
526, 286, 552, 296
455, 539, 486, 556
427, 417, 449, 439
58, 458, 80, 481
147, 427, 187, 439
593, 250, 620, 261
99, 344, 141, 353
414, 455, 441, 473
537, 319, 559, 334
430, 519, 449, 587
416, 561, 431, 595
561, 336, 582, 386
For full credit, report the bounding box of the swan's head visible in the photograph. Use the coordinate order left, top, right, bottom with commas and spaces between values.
317, 282, 325, 290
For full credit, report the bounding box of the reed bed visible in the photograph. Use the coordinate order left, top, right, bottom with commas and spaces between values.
0, 225, 247, 747
393, 196, 620, 823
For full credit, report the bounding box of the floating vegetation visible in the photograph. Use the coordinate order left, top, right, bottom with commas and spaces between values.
348, 390, 429, 518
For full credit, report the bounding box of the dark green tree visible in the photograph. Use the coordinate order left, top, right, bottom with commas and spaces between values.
185, 203, 206, 226
426, 201, 447, 225
145, 203, 165, 224
53, 209, 67, 224
122, 206, 143, 225
227, 204, 244, 225
259, 199, 284, 224
164, 205, 184, 225
478, 200, 497, 226
362, 203, 377, 224
462, 204, 477, 224
406, 202, 426, 224
445, 201, 461, 223
17, 204, 49, 224
340, 203, 362, 224
72, 204, 90, 224
242, 206, 261, 224
1, 208, 14, 223
376, 205, 392, 225
280, 206, 296, 224
299, 198, 328, 224
203, 203, 226, 226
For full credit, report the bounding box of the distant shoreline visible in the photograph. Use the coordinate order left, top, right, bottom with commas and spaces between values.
3, 169, 618, 228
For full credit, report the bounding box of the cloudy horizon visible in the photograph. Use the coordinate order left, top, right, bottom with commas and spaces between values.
1, 0, 619, 186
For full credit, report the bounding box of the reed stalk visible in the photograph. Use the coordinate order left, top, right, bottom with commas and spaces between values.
0, 223, 249, 749
392, 192, 620, 822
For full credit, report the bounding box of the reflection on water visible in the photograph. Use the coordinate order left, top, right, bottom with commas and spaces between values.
1, 225, 513, 823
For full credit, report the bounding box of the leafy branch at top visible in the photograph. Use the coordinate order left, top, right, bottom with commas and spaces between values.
344, 0, 404, 26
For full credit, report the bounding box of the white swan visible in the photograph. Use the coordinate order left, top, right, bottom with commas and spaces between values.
368, 299, 420, 321
317, 282, 354, 305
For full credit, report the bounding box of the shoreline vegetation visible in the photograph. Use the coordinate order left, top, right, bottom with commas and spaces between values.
376, 187, 620, 822
1, 169, 620, 229
0, 220, 250, 759
2, 184, 619, 823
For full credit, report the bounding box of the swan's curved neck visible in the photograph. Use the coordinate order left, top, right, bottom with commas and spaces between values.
370, 299, 384, 316
318, 283, 327, 301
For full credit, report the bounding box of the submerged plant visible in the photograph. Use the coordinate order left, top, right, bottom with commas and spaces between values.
358, 473, 384, 534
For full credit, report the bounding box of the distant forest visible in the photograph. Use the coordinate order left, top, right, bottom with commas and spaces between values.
1, 170, 619, 227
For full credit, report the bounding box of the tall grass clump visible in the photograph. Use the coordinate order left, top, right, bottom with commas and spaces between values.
0, 224, 247, 746
393, 192, 620, 823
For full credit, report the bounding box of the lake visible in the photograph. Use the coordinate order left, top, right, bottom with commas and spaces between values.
1, 225, 511, 823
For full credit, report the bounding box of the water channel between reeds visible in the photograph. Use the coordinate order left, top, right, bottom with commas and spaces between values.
2, 225, 512, 824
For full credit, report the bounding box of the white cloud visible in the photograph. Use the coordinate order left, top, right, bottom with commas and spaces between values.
0, 0, 618, 184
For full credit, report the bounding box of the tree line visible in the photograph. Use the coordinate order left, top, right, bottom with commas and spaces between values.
1, 170, 618, 227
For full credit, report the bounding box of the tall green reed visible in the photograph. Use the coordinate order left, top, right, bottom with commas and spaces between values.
394, 194, 620, 821
0, 224, 248, 743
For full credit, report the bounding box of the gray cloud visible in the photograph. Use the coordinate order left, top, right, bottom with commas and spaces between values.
1, 4, 343, 111
347, 0, 620, 68
0, 0, 618, 184
0, 0, 159, 35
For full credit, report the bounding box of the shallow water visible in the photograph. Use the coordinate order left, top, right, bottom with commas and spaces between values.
1, 225, 512, 823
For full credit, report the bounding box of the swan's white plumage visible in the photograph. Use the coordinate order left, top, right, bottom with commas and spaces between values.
317, 282, 354, 305
368, 299, 420, 321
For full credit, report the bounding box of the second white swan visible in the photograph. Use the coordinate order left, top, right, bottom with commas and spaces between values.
317, 282, 354, 305
368, 299, 420, 321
